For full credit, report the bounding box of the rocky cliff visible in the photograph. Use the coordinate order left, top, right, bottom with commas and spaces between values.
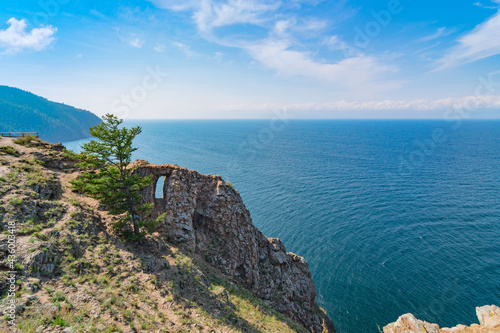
0, 138, 334, 332
130, 160, 335, 332
384, 305, 500, 333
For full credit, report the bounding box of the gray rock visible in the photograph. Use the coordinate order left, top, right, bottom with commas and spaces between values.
384, 305, 500, 332
22, 245, 56, 276
141, 255, 170, 273
129, 160, 335, 333
51, 143, 65, 151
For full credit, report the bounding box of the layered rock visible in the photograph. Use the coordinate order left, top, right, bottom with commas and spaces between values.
384, 305, 500, 333
130, 160, 335, 332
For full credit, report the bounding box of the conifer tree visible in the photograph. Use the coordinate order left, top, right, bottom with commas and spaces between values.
70, 114, 157, 240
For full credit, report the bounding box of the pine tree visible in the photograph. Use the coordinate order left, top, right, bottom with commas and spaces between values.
70, 114, 157, 240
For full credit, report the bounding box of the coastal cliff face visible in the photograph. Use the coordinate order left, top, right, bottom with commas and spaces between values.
384, 305, 500, 333
130, 160, 335, 332
0, 138, 329, 332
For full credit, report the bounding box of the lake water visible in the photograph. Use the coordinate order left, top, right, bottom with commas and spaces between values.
64, 120, 500, 333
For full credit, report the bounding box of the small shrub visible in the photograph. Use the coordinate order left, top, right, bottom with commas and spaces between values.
0, 146, 20, 157
9, 197, 22, 205
51, 316, 69, 326
13, 135, 40, 146
51, 290, 66, 302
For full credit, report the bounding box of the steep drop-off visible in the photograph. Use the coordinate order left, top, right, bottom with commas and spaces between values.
131, 160, 335, 332
0, 137, 334, 332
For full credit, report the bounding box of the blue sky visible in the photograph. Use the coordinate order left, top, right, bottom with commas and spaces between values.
1, 0, 500, 118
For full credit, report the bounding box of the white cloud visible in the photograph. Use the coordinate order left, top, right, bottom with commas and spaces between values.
154, 44, 166, 52
436, 10, 500, 69
150, 0, 398, 92
416, 27, 454, 43
473, 1, 500, 9
243, 37, 398, 92
220, 95, 500, 112
324, 35, 361, 57
173, 41, 197, 57
215, 51, 224, 60
151, 0, 280, 33
0, 18, 56, 55
129, 36, 144, 48
112, 28, 145, 48
89, 9, 106, 18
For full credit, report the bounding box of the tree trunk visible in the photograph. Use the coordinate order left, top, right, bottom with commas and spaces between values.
125, 187, 139, 235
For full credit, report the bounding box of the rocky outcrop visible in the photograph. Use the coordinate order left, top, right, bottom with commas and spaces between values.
383, 305, 500, 333
130, 160, 335, 332
22, 242, 57, 276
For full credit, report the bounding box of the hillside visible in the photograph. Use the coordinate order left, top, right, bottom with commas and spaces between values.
0, 137, 334, 333
0, 86, 101, 143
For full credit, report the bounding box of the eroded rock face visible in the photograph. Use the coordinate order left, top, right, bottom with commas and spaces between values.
383, 305, 500, 333
130, 160, 335, 332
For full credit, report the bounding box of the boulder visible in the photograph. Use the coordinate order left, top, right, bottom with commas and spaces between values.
384, 305, 500, 333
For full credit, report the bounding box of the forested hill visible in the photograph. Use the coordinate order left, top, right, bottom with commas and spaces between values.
0, 86, 101, 143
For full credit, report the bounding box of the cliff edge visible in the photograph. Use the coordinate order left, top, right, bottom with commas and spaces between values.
0, 137, 334, 332
131, 160, 335, 332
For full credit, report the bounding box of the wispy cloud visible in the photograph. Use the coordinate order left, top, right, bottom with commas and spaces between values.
89, 9, 106, 18
473, 0, 500, 9
243, 37, 397, 91
0, 18, 56, 55
151, 0, 280, 34
220, 95, 500, 112
154, 44, 166, 52
113, 27, 145, 49
149, 0, 398, 93
173, 41, 197, 57
324, 35, 361, 57
129, 36, 144, 48
436, 10, 500, 69
215, 51, 224, 61
416, 27, 454, 43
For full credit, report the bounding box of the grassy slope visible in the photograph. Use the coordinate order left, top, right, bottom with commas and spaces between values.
0, 138, 308, 333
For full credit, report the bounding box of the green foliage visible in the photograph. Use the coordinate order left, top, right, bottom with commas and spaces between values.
0, 145, 20, 156
51, 316, 69, 327
51, 290, 66, 303
0, 85, 101, 142
13, 134, 40, 146
70, 114, 155, 240
9, 197, 22, 205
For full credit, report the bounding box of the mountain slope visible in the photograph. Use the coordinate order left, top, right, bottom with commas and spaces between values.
0, 86, 101, 143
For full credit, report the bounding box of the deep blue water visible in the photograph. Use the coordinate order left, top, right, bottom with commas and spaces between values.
64, 120, 500, 333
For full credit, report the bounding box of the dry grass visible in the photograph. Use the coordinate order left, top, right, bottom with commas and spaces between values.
13, 135, 41, 146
